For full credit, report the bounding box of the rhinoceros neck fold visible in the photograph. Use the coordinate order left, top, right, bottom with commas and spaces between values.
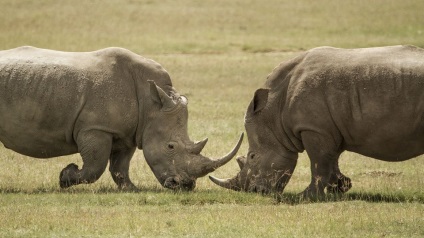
269, 83, 304, 154
135, 97, 146, 150
258, 93, 300, 155
128, 68, 146, 150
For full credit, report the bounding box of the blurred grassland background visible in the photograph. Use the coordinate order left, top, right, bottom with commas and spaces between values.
0, 0, 423, 237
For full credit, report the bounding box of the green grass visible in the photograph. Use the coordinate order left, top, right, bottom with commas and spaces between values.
1, 0, 423, 53
1, 193, 423, 237
1, 0, 424, 237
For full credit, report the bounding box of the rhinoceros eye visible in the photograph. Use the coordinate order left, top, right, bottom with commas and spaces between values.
249, 152, 256, 160
168, 144, 175, 150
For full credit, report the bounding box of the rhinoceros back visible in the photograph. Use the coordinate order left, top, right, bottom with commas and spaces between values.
0, 46, 114, 158
281, 45, 424, 161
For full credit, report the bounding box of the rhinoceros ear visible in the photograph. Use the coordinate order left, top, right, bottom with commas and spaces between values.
249, 88, 269, 114
148, 80, 176, 110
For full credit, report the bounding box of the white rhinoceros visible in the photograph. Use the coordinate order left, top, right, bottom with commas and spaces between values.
210, 45, 423, 198
0, 46, 243, 190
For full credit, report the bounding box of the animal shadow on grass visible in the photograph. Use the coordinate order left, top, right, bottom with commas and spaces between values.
275, 192, 424, 205
0, 185, 168, 195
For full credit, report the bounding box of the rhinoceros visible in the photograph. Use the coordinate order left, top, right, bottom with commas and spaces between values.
0, 46, 243, 190
210, 45, 424, 198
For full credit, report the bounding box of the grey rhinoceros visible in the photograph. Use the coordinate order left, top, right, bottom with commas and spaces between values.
210, 45, 424, 198
0, 46, 243, 190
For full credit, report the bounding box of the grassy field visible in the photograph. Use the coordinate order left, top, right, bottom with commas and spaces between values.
1, 0, 423, 237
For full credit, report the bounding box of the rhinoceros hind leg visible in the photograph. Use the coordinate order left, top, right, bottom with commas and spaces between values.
59, 130, 112, 188
109, 147, 138, 190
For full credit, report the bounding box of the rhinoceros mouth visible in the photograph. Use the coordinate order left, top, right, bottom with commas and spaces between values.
163, 177, 196, 191
248, 184, 271, 194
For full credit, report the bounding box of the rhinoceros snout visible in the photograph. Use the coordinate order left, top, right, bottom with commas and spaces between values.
163, 177, 196, 191
249, 184, 271, 195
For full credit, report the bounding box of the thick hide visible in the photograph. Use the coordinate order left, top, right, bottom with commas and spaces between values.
210, 45, 424, 198
0, 46, 241, 190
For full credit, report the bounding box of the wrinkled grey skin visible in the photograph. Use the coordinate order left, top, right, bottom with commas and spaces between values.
0, 46, 243, 190
210, 45, 424, 198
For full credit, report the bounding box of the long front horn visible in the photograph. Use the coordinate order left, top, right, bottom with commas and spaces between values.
209, 175, 241, 191
209, 133, 243, 169
190, 133, 243, 177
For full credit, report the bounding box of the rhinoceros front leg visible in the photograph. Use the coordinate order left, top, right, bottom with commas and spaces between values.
326, 159, 352, 194
109, 147, 137, 190
59, 130, 112, 188
300, 131, 341, 199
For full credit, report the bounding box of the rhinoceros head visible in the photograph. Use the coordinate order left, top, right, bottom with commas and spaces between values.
141, 81, 243, 191
210, 88, 297, 194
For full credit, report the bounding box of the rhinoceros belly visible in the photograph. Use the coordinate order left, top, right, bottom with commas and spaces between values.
346, 137, 424, 162
0, 102, 79, 158
0, 133, 78, 158
0, 61, 82, 158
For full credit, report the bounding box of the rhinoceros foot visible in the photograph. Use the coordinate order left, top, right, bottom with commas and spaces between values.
327, 174, 352, 194
118, 183, 140, 192
59, 163, 79, 188
299, 187, 326, 201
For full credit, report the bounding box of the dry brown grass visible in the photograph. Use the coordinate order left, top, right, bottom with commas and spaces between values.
0, 0, 423, 237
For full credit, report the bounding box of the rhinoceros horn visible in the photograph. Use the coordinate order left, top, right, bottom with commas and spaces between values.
208, 155, 245, 190
209, 175, 241, 191
187, 138, 208, 155
236, 156, 246, 170
189, 133, 243, 178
